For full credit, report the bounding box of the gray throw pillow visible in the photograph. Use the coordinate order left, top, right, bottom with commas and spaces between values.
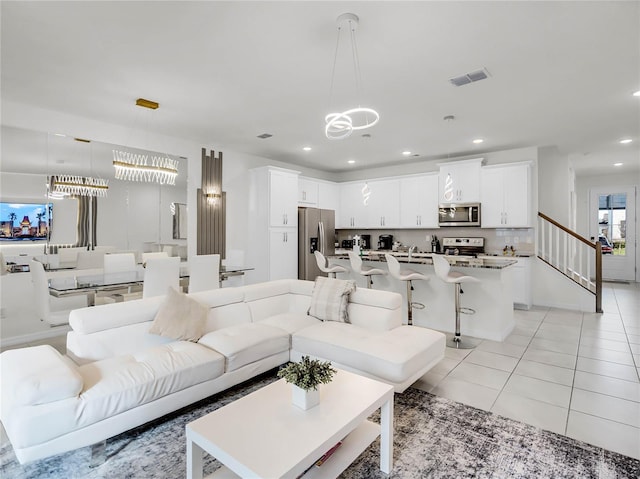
307, 276, 356, 323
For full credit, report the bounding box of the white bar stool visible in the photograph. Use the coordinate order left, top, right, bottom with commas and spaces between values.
432, 254, 481, 349
314, 251, 347, 279
384, 254, 428, 326
348, 251, 386, 288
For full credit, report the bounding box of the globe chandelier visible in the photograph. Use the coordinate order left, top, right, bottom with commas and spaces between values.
325, 13, 379, 140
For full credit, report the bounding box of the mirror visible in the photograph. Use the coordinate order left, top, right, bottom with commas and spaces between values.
0, 125, 188, 254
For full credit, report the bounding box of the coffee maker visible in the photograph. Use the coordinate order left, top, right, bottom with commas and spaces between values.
378, 234, 393, 250
360, 234, 371, 250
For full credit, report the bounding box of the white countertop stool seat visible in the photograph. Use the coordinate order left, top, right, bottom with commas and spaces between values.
349, 251, 386, 289
432, 254, 481, 349
314, 250, 347, 279
384, 254, 428, 326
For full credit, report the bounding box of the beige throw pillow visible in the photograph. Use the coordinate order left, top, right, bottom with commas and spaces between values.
149, 287, 207, 342
308, 276, 356, 323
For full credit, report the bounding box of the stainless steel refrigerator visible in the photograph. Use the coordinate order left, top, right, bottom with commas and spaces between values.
298, 207, 336, 280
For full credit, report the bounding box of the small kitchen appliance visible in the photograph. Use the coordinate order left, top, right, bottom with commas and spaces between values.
377, 234, 393, 250
438, 203, 481, 227
360, 234, 371, 250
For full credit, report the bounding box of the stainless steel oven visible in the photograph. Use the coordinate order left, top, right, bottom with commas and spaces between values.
438, 203, 481, 227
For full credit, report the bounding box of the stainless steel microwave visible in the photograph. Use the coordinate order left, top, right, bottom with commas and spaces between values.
438, 203, 481, 227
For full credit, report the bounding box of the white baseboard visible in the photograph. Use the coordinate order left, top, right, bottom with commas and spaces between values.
1, 326, 69, 348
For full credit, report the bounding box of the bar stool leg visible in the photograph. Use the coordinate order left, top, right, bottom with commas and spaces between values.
406, 280, 413, 325
446, 283, 481, 349
329, 272, 336, 279
367, 276, 373, 289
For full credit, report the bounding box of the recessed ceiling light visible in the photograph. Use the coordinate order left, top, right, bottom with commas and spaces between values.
53, 133, 66, 137
348, 160, 355, 164
620, 139, 633, 144
402, 151, 411, 156
614, 162, 623, 166
472, 138, 484, 144
257, 133, 272, 139
633, 91, 640, 97
303, 146, 311, 151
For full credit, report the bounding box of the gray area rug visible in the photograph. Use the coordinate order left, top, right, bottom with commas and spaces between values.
1, 370, 638, 478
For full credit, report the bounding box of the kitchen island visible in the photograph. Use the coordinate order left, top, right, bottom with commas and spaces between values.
329, 252, 517, 342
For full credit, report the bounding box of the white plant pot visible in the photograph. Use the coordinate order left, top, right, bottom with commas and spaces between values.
291, 385, 320, 410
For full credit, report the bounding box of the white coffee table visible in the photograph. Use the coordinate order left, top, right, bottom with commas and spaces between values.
186, 369, 394, 479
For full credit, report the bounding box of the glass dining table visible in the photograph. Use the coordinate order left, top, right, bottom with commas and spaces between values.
48, 265, 254, 306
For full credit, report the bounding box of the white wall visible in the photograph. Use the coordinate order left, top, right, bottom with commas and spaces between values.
538, 146, 570, 225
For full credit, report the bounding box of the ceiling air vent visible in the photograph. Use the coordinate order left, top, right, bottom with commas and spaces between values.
449, 68, 491, 87
257, 133, 273, 139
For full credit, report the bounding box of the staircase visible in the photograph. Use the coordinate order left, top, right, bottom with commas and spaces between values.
537, 212, 603, 313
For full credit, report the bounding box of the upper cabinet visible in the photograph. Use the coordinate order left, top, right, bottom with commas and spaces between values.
480, 162, 531, 228
438, 158, 483, 203
338, 181, 369, 228
268, 168, 299, 227
339, 179, 400, 228
317, 180, 339, 212
399, 174, 439, 228
366, 179, 400, 228
298, 177, 319, 207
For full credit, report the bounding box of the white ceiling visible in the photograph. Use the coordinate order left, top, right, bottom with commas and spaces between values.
1, 1, 639, 176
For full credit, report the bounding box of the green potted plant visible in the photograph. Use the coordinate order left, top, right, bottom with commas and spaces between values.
278, 356, 337, 410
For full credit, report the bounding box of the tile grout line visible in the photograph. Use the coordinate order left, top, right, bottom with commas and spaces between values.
486, 308, 548, 413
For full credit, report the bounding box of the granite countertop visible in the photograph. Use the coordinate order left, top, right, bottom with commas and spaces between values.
330, 251, 517, 270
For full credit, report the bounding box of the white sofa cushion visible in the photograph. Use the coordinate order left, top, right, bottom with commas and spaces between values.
244, 279, 314, 322
293, 323, 445, 384
346, 288, 403, 331
257, 312, 320, 334
1, 345, 83, 406
198, 323, 290, 372
69, 296, 165, 334
78, 342, 224, 428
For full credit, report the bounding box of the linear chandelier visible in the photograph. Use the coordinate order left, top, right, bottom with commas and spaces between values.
112, 150, 178, 185
113, 98, 179, 185
50, 175, 109, 198
325, 13, 379, 140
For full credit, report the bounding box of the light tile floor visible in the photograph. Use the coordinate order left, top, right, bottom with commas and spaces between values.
413, 281, 640, 460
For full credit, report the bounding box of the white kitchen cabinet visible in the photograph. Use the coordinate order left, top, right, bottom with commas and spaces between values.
269, 169, 299, 227
399, 173, 439, 228
437, 158, 483, 203
511, 256, 532, 309
480, 162, 531, 228
298, 177, 319, 207
317, 180, 339, 212
268, 228, 298, 280
338, 181, 369, 228
248, 166, 300, 283
366, 179, 400, 228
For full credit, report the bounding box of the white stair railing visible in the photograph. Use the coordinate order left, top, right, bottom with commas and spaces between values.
537, 212, 602, 313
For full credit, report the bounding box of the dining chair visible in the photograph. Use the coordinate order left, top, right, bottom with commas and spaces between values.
0, 252, 7, 276
188, 254, 220, 293
76, 250, 105, 270
103, 253, 137, 274
143, 256, 180, 299
30, 259, 86, 326
142, 251, 170, 264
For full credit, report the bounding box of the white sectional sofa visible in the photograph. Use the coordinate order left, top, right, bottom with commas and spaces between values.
0, 279, 445, 464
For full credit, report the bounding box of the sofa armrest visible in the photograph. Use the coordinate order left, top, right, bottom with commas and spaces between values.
0, 345, 83, 406
69, 296, 165, 334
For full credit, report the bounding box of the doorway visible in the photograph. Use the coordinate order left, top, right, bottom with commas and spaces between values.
589, 186, 636, 281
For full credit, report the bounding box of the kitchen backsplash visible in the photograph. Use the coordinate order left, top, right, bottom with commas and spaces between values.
336, 227, 535, 255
